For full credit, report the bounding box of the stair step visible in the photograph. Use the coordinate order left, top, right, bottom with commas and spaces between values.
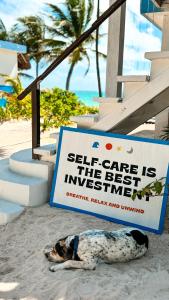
10, 147, 55, 179
94, 97, 121, 103
70, 114, 99, 129
145, 51, 169, 79
93, 97, 122, 118
117, 75, 150, 82
33, 144, 56, 157
0, 199, 24, 225
145, 51, 169, 60
91, 66, 169, 134
0, 160, 48, 207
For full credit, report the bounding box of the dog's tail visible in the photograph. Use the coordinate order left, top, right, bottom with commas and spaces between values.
130, 230, 149, 249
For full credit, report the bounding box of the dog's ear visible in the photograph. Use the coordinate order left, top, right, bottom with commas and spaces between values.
55, 241, 65, 257
129, 230, 149, 249
66, 239, 74, 259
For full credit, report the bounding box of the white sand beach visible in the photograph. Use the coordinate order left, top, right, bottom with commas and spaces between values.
0, 205, 169, 300
0, 121, 169, 300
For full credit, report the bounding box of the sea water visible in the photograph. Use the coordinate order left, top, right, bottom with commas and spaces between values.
74, 90, 103, 107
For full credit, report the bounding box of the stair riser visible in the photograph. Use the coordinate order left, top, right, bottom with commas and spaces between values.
123, 82, 148, 100
9, 158, 54, 194
92, 67, 169, 133
150, 59, 169, 79
77, 122, 95, 129
0, 211, 23, 225
0, 180, 48, 207
9, 158, 53, 180
99, 103, 121, 118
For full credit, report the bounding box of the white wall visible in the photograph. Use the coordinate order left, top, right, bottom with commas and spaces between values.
0, 48, 18, 85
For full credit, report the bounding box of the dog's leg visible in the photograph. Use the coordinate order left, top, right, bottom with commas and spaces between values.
49, 259, 97, 271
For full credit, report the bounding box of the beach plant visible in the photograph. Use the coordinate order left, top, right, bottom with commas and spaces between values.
132, 177, 166, 201
132, 177, 169, 231
160, 126, 169, 141
40, 87, 98, 131
45, 0, 106, 90
0, 75, 31, 120
0, 77, 98, 128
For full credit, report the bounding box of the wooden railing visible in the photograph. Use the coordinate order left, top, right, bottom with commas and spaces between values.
18, 0, 126, 159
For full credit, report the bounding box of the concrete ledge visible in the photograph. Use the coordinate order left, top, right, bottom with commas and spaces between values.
33, 145, 56, 156
145, 51, 169, 60
117, 75, 150, 82
70, 114, 99, 124
0, 199, 24, 225
93, 97, 122, 103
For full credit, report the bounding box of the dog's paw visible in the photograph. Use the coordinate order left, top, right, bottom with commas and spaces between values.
49, 265, 57, 272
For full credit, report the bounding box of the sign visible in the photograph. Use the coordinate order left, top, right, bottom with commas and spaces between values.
50, 127, 169, 234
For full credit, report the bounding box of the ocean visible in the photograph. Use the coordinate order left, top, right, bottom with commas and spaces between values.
74, 90, 103, 107
0, 90, 103, 107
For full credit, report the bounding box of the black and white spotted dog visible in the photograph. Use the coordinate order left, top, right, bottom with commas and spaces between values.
44, 227, 149, 271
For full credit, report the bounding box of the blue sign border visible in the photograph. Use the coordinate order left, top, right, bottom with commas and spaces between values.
50, 126, 169, 234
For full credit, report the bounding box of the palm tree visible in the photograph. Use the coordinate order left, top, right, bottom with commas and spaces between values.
10, 16, 50, 78
46, 0, 97, 90
0, 18, 8, 40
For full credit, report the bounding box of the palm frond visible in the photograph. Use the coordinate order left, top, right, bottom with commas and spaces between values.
46, 4, 70, 22
91, 50, 107, 59
84, 0, 94, 30
82, 51, 91, 76
18, 72, 34, 80
0, 18, 8, 40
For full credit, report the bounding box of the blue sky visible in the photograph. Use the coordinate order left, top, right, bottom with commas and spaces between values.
0, 0, 162, 92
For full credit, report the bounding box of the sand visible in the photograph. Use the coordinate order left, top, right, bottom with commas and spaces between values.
0, 205, 169, 300
0, 120, 169, 300
0, 120, 56, 159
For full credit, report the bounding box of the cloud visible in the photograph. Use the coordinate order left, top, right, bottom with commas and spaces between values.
123, 0, 161, 75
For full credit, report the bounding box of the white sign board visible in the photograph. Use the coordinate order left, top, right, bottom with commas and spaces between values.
50, 127, 169, 234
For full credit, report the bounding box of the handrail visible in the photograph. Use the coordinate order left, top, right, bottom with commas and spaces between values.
18, 0, 126, 100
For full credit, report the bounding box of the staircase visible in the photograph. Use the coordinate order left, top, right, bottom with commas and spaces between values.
71, 51, 169, 134
1, 0, 169, 225
0, 146, 56, 225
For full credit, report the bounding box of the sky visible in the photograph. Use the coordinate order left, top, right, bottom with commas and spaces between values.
0, 0, 162, 92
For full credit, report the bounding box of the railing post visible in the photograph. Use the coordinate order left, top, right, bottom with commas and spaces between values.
31, 82, 40, 159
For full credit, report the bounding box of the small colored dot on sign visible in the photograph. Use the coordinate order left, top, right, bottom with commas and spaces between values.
106, 143, 113, 150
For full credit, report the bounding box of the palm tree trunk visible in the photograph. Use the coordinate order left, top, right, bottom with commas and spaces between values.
66, 62, 75, 90
96, 0, 102, 97
36, 61, 39, 78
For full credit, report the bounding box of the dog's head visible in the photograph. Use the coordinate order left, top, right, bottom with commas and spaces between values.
44, 236, 74, 263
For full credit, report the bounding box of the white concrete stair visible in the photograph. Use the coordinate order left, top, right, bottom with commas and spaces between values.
145, 51, 169, 79
94, 97, 122, 118
117, 75, 150, 100
0, 199, 24, 225
70, 114, 99, 129
0, 163, 48, 207
0, 157, 49, 208
90, 65, 169, 134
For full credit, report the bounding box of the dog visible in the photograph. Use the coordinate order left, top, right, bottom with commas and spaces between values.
44, 227, 149, 271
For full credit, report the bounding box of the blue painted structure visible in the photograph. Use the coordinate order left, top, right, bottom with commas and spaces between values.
141, 0, 161, 14
0, 40, 26, 53
0, 97, 7, 107
0, 85, 14, 93
140, 0, 168, 29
